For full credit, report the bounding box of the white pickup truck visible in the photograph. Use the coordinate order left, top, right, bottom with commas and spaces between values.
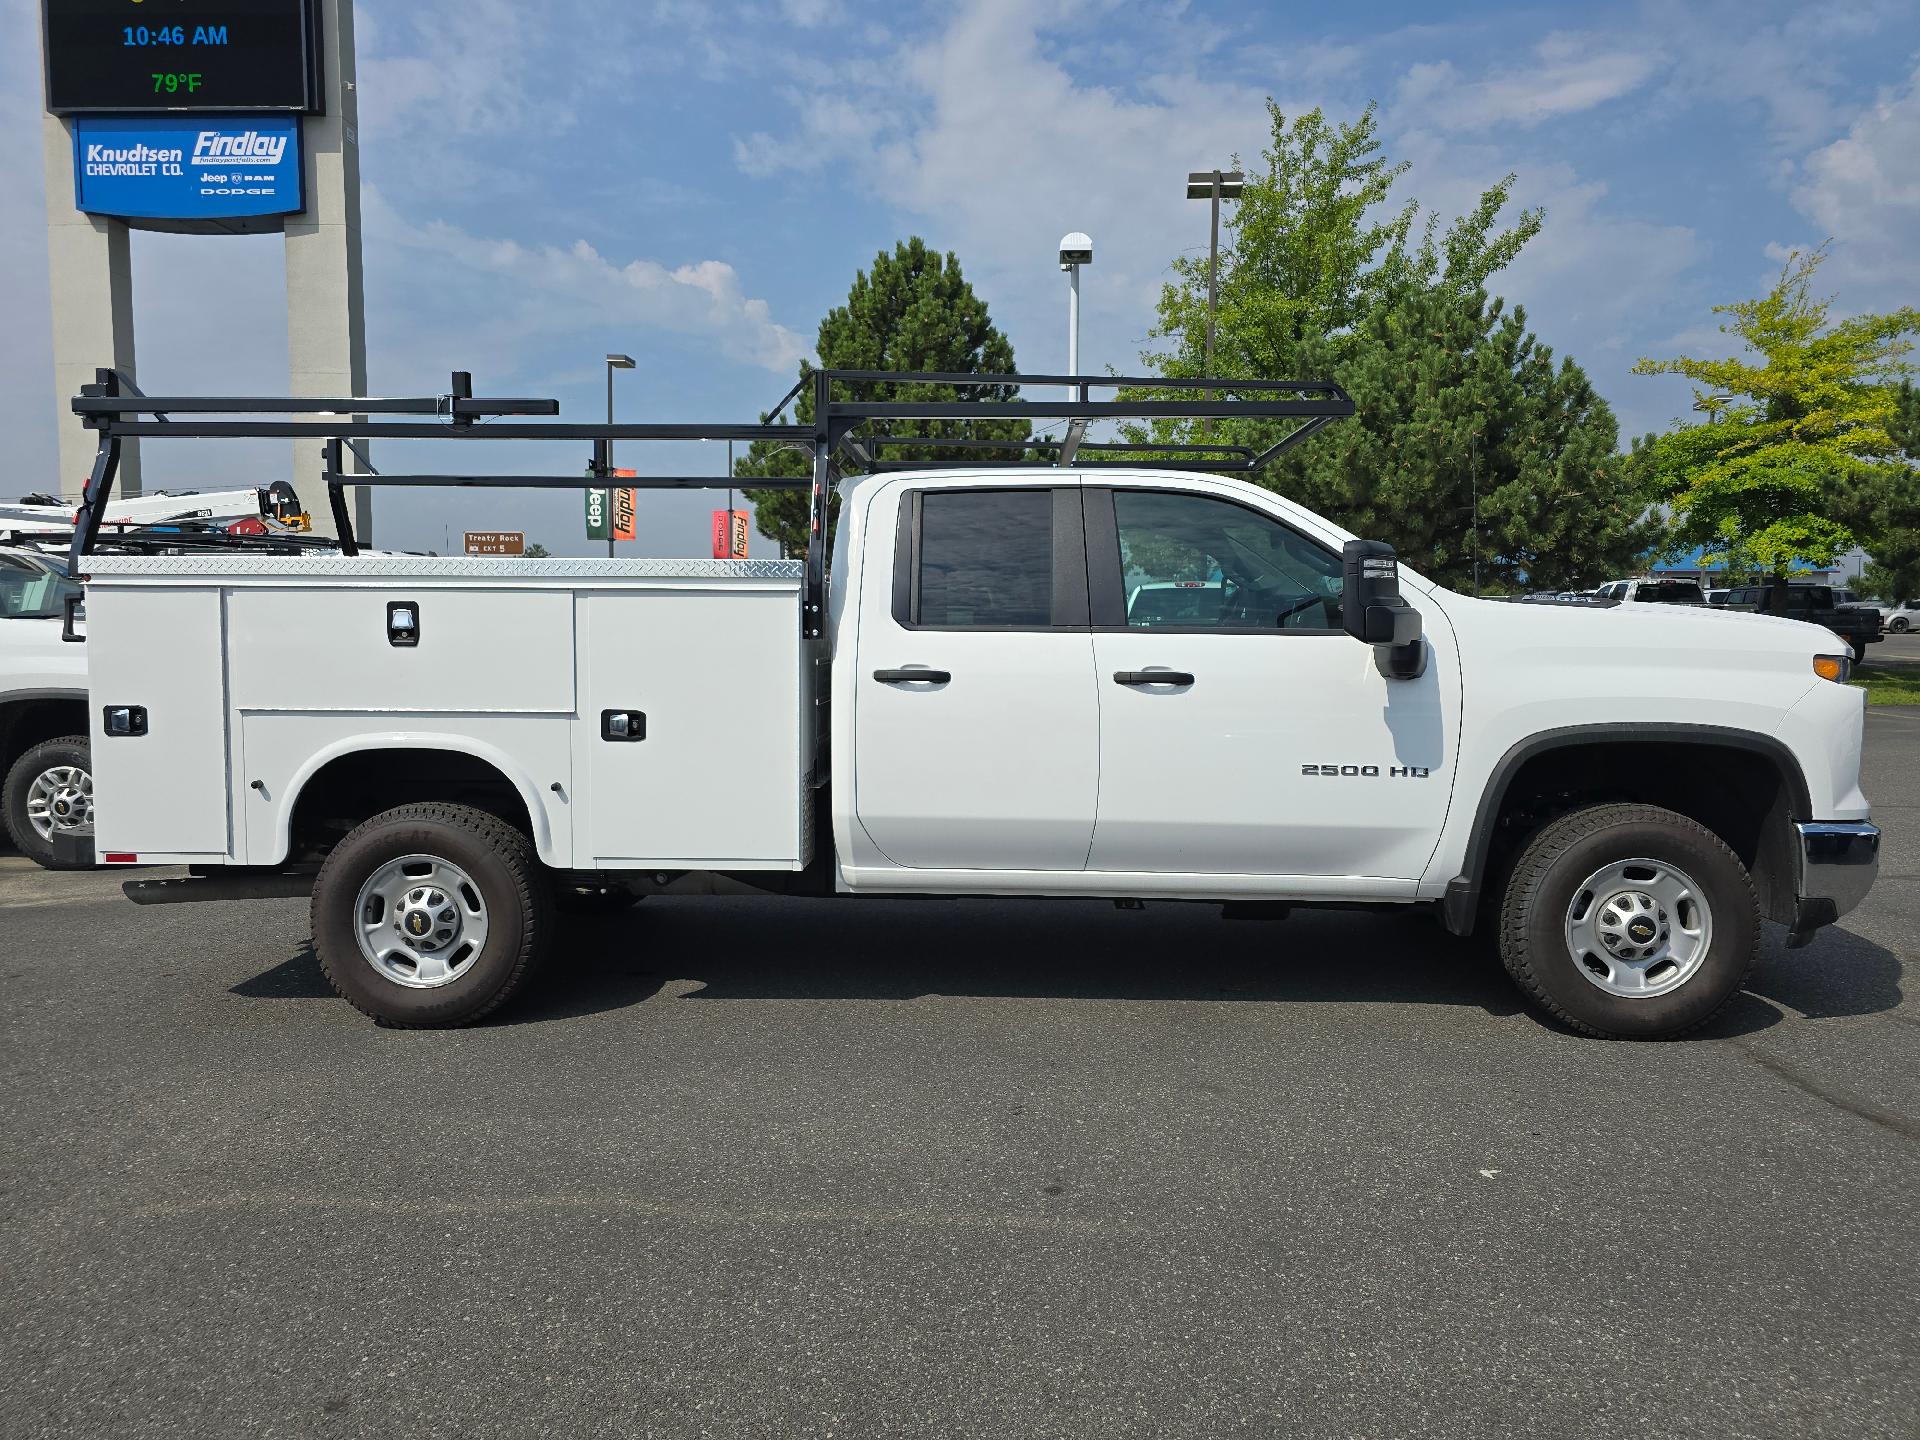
0, 548, 91, 867
65, 369, 1880, 1039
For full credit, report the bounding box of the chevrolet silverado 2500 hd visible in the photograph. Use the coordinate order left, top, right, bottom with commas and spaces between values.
65, 370, 1880, 1038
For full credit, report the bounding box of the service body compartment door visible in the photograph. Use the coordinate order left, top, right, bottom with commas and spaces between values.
228, 588, 574, 713
87, 584, 231, 857
852, 484, 1099, 872
575, 587, 806, 868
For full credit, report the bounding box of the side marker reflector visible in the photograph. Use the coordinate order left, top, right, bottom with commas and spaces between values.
104, 853, 138, 864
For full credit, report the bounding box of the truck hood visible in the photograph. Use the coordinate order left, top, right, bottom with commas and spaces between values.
1432, 591, 1848, 655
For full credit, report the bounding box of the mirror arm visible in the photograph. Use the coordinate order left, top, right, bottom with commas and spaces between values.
1374, 637, 1427, 680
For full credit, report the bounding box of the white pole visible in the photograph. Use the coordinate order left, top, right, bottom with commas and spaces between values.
1066, 263, 1081, 401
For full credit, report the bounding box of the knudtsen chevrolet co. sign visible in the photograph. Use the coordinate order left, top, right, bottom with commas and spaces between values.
73, 114, 303, 221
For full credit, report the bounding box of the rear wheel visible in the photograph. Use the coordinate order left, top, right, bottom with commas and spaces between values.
311, 802, 551, 1027
1891, 617, 1909, 633
1499, 803, 1758, 1039
2, 736, 94, 870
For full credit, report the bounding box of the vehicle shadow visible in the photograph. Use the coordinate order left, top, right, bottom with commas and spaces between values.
229, 895, 1903, 1036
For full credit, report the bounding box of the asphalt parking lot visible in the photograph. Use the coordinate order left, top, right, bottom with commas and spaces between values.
2, 713, 1915, 1439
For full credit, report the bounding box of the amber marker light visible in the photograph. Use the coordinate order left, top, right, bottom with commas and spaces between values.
1813, 655, 1853, 683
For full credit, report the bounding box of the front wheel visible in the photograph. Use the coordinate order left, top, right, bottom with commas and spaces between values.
311, 802, 552, 1027
1891, 617, 1910, 634
2, 736, 94, 870
1498, 803, 1758, 1039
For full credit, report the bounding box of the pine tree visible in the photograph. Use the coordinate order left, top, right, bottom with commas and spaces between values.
1255, 287, 1656, 590
1128, 102, 1649, 588
737, 239, 1027, 554
1851, 379, 1920, 600
1142, 102, 1542, 383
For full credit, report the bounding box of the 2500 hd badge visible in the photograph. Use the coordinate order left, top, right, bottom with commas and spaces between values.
1301, 764, 1434, 777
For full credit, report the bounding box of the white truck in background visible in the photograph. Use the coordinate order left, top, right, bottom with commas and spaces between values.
0, 549, 90, 867
64, 369, 1880, 1039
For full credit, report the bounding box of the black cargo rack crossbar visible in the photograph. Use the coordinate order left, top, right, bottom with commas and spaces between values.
69, 366, 1353, 637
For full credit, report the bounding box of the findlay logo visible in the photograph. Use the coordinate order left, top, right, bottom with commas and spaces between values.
192, 130, 289, 166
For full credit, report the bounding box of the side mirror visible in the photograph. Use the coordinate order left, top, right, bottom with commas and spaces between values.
1341, 539, 1426, 679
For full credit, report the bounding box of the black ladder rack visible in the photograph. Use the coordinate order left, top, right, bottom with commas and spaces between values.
69, 367, 1354, 638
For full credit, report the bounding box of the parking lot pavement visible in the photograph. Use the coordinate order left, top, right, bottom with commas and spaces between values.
1, 719, 1915, 1440
1870, 630, 1920, 666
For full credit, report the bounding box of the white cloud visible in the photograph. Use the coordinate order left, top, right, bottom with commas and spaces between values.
1398, 34, 1662, 132
728, 0, 1279, 374
1790, 64, 1920, 298
364, 190, 810, 375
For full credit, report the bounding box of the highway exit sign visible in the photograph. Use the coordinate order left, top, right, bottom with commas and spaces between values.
464, 531, 524, 556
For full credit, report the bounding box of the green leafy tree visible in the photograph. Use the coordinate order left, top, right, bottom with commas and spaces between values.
1143, 102, 1543, 381
522, 541, 551, 558
738, 238, 1028, 554
1631, 247, 1919, 588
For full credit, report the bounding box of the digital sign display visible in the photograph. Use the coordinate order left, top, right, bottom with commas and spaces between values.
43, 0, 321, 114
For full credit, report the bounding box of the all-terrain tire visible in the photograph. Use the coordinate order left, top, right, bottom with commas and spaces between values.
1498, 803, 1759, 1040
2, 736, 93, 870
311, 802, 552, 1027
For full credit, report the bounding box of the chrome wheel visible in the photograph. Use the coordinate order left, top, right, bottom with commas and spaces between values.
1564, 857, 1713, 999
353, 854, 490, 989
25, 764, 93, 842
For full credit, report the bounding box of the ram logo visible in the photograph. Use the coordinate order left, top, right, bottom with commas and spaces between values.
1301, 764, 1434, 778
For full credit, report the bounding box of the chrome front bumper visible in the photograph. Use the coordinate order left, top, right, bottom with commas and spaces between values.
1788, 820, 1880, 945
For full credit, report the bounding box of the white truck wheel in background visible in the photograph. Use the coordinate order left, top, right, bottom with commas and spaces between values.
310, 803, 553, 1027
1498, 804, 1760, 1039
3, 736, 94, 870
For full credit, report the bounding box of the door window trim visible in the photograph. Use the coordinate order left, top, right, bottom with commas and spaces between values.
1084, 485, 1346, 635
890, 485, 1089, 631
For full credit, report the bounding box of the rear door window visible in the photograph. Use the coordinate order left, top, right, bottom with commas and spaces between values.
905, 488, 1055, 628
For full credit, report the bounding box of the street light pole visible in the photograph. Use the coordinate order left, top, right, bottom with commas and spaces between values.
604, 353, 635, 558
1186, 171, 1243, 440
1058, 233, 1092, 403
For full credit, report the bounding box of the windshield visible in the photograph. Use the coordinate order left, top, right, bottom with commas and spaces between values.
0, 554, 80, 620
1126, 583, 1225, 625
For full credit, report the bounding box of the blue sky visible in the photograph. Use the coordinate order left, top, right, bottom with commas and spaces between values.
3, 0, 1917, 556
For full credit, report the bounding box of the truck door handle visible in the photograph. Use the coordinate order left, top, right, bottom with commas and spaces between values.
874, 669, 951, 684
1114, 670, 1195, 687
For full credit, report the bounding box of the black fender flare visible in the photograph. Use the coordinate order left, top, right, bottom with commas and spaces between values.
1439, 722, 1812, 935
